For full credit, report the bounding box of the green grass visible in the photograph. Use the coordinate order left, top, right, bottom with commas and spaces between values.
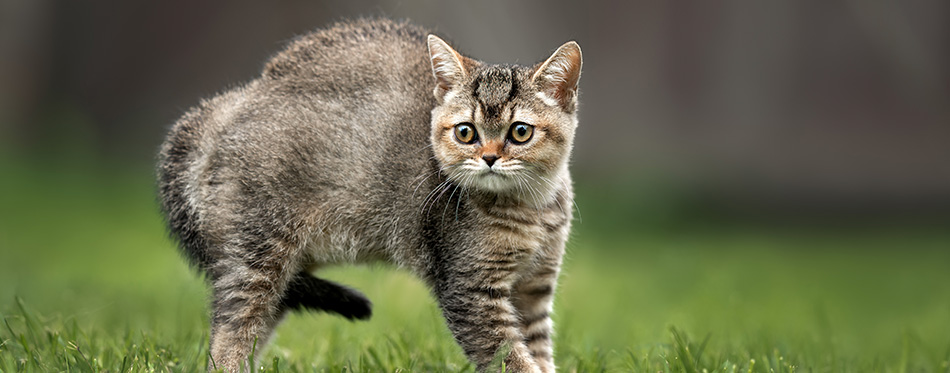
1, 161, 949, 372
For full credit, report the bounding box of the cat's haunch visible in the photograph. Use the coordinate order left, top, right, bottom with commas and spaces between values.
158, 18, 580, 373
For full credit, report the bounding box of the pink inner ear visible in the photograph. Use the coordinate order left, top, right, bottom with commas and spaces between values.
428, 36, 467, 98
432, 55, 459, 88
535, 43, 582, 109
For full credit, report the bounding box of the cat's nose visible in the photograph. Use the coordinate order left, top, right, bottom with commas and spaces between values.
482, 154, 499, 167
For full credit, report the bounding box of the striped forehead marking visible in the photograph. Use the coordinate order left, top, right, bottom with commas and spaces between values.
474, 66, 516, 121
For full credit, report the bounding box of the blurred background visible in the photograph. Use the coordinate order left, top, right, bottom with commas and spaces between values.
0, 1, 948, 370
0, 0, 950, 218
1, 0, 948, 220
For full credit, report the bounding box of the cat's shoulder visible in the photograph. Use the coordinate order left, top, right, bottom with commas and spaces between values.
263, 18, 430, 80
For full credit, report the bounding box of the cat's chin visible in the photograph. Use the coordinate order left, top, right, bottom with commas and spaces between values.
471, 172, 516, 193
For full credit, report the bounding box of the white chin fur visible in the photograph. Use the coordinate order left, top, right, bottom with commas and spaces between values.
448, 164, 557, 205
449, 168, 518, 193
473, 173, 516, 192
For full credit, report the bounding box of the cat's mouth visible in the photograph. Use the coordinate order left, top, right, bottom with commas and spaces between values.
450, 161, 524, 193
481, 168, 513, 178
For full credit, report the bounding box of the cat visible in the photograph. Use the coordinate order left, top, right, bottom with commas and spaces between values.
157, 18, 581, 373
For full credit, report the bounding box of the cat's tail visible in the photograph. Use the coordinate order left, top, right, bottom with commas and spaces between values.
279, 271, 373, 321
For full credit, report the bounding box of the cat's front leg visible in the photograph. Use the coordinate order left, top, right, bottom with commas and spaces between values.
512, 256, 562, 373
434, 257, 541, 373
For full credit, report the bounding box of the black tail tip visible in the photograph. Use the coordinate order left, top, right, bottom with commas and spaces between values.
340, 295, 373, 321
281, 273, 374, 321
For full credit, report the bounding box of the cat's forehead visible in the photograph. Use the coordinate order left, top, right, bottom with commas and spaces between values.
469, 65, 531, 123
473, 66, 513, 109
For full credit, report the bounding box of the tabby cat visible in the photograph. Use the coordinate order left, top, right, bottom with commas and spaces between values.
158, 18, 581, 373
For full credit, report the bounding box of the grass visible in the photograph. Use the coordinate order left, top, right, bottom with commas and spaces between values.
1, 161, 949, 372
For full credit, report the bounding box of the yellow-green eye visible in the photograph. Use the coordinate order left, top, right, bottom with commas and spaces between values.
509, 122, 534, 144
454, 123, 477, 144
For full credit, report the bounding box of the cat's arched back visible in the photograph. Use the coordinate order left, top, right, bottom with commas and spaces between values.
158, 18, 581, 373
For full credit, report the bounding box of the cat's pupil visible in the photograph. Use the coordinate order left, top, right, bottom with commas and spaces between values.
517, 126, 526, 136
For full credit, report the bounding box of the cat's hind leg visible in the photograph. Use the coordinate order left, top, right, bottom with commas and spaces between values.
278, 271, 372, 320
207, 234, 301, 372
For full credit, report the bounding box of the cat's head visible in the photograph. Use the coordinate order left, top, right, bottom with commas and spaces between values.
427, 35, 582, 204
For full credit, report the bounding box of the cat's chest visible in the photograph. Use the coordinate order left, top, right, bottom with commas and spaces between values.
469, 201, 570, 256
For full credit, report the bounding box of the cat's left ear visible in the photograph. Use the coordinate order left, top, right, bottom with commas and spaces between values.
532, 41, 583, 112
427, 35, 469, 103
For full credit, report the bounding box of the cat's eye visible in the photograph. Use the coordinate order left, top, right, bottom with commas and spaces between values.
454, 123, 477, 144
508, 122, 534, 144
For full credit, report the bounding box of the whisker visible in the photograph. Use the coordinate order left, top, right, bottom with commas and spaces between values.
455, 176, 468, 222
529, 172, 565, 212
411, 171, 438, 198
421, 179, 452, 216
424, 173, 458, 217
441, 183, 462, 227
552, 172, 582, 222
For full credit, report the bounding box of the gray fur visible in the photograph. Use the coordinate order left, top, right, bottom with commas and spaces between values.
157, 18, 581, 373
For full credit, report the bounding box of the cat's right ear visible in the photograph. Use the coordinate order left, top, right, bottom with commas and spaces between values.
427, 35, 468, 103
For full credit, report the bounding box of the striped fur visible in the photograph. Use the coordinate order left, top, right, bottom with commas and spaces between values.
157, 19, 580, 372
